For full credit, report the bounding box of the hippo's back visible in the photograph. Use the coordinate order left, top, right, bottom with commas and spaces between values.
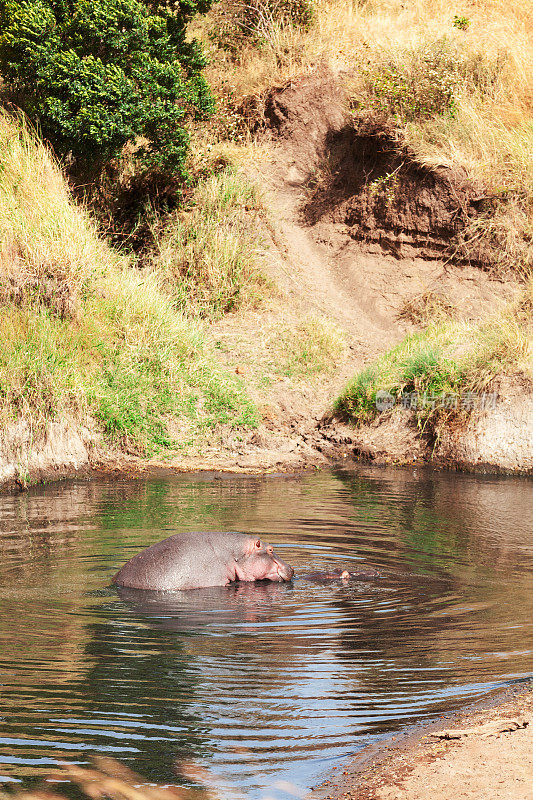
112, 531, 246, 590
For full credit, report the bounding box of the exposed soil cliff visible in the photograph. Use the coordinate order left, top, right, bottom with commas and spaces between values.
1, 68, 530, 488
159, 68, 528, 477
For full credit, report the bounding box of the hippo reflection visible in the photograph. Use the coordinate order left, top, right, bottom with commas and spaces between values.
113, 531, 294, 591
116, 581, 293, 632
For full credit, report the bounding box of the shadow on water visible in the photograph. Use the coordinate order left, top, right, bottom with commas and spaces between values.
0, 467, 531, 796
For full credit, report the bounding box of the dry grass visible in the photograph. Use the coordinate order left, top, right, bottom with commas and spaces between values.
0, 114, 258, 453
153, 168, 271, 318
0, 758, 214, 800
267, 313, 346, 376
0, 111, 118, 317
398, 291, 455, 326
201, 0, 532, 113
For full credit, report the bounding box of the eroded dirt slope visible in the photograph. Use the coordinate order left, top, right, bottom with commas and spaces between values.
160, 68, 521, 474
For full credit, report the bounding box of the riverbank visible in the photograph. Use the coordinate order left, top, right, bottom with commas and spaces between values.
316, 683, 533, 800
1, 105, 530, 490
1, 1, 532, 490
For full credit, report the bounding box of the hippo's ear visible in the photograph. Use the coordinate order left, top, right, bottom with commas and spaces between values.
244, 537, 262, 554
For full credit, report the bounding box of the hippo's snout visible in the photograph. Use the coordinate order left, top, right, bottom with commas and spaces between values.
275, 560, 294, 581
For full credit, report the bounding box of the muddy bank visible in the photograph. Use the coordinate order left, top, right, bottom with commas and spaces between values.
315, 682, 533, 800
342, 374, 533, 474
2, 67, 530, 491
1, 373, 531, 493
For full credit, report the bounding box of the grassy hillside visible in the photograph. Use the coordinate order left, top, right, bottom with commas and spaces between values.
0, 113, 259, 456
0, 0, 531, 475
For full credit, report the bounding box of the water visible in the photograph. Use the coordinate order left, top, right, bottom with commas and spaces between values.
0, 467, 532, 796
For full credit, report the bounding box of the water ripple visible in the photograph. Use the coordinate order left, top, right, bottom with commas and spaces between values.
0, 468, 531, 796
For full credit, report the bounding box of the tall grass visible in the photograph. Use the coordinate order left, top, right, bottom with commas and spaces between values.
202, 0, 532, 119
0, 112, 114, 316
0, 113, 258, 454
153, 168, 270, 318
344, 18, 533, 273
0, 268, 258, 454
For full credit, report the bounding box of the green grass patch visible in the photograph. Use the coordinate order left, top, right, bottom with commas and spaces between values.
0, 270, 258, 455
336, 312, 531, 425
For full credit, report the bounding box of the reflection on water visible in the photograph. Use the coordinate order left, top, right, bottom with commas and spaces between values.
0, 468, 532, 796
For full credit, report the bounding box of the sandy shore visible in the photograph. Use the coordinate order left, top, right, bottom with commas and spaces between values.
316, 683, 533, 800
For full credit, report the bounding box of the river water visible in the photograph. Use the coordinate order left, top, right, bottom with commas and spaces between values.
0, 467, 532, 797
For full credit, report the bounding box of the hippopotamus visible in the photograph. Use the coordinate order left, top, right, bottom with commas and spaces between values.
112, 531, 294, 591
300, 568, 382, 583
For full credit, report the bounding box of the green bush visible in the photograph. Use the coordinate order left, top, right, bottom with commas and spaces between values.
0, 0, 215, 175
452, 15, 470, 31
359, 40, 461, 120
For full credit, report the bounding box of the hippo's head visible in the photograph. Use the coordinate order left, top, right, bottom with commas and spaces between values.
234, 537, 294, 583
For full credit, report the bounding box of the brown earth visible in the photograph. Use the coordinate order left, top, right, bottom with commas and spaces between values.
314, 684, 533, 800
155, 67, 527, 476
1, 67, 529, 489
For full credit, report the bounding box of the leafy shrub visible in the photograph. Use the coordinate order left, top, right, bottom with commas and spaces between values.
355, 38, 505, 123
0, 0, 215, 175
452, 14, 470, 31
358, 40, 462, 120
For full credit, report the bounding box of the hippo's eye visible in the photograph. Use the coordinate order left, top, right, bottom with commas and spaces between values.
255, 539, 261, 549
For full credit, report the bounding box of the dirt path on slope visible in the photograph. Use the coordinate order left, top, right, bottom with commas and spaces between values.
157, 69, 519, 474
